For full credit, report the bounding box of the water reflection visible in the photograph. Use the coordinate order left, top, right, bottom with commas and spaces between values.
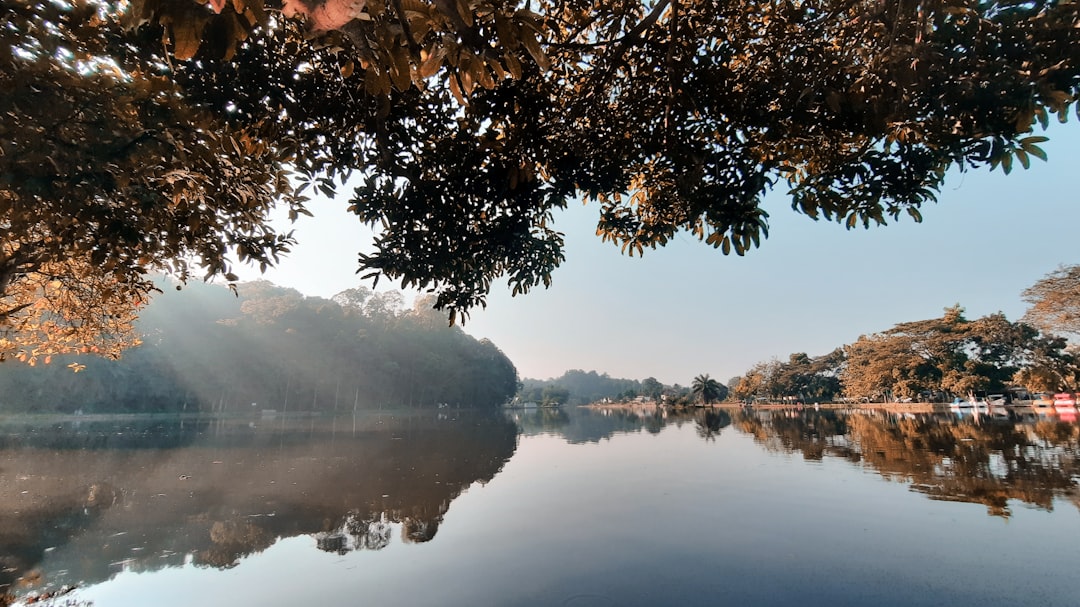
5, 405, 1080, 604
694, 409, 732, 441
509, 404, 669, 442
511, 403, 788, 444
0, 411, 517, 599
733, 407, 1080, 518
513, 404, 1080, 518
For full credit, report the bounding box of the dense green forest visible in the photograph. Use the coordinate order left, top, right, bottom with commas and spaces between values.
0, 281, 519, 413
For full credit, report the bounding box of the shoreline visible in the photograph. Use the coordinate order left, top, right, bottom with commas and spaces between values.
581, 401, 1035, 414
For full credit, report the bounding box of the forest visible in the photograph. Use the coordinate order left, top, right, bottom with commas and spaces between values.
0, 280, 519, 413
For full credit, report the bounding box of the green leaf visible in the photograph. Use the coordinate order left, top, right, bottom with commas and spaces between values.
1015, 148, 1030, 170
1026, 144, 1048, 162
1036, 107, 1050, 129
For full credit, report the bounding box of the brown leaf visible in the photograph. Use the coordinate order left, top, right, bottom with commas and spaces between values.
521, 30, 549, 71
170, 17, 205, 61
419, 46, 446, 78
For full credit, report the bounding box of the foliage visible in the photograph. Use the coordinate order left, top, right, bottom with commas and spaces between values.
729, 359, 779, 401
737, 350, 846, 402
0, 280, 519, 413
514, 378, 574, 405
539, 385, 570, 406
1, 2, 301, 361
730, 352, 846, 403
1022, 264, 1080, 338
690, 373, 726, 404
724, 376, 742, 401
1011, 333, 1080, 392
840, 306, 1077, 401
732, 304, 1078, 402
640, 377, 664, 399
5, 0, 1080, 357
519, 369, 649, 405
0, 261, 143, 366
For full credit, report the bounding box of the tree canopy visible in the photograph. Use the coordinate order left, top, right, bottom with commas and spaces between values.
841, 306, 1078, 399
690, 373, 726, 404
728, 305, 1079, 402
5, 0, 1080, 360
1022, 264, 1080, 339
518, 369, 651, 405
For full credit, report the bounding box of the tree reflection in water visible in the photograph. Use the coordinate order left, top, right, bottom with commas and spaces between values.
4, 405, 1080, 602
515, 404, 1080, 517
0, 411, 517, 596
695, 409, 732, 441
734, 408, 1080, 518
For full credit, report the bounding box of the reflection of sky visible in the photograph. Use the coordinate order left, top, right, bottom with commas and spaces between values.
79, 422, 1079, 607
232, 126, 1080, 386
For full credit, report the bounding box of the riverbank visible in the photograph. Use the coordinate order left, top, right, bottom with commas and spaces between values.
582, 401, 963, 414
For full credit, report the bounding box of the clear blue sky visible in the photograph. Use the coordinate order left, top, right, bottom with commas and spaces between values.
235, 126, 1080, 386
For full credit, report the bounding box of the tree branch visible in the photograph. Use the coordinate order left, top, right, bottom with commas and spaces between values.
390, 0, 422, 61
578, 0, 672, 107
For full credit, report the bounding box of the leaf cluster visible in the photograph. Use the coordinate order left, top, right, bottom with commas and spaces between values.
1021, 264, 1080, 338
5, 0, 1080, 356
129, 0, 1080, 315
1, 2, 303, 359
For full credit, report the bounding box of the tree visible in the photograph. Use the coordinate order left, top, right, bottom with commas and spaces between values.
840, 306, 1072, 400
735, 359, 782, 401
1022, 265, 1080, 338
2, 2, 301, 363
1012, 334, 1080, 392
540, 385, 570, 407
726, 376, 744, 401
690, 374, 726, 405
0, 261, 143, 367
843, 332, 934, 402
640, 377, 664, 400
769, 350, 845, 403
6, 0, 1080, 359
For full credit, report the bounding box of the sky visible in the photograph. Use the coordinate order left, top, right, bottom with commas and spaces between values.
233, 126, 1080, 386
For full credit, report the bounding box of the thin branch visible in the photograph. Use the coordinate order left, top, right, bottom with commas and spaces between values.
577, 0, 672, 108
390, 0, 422, 61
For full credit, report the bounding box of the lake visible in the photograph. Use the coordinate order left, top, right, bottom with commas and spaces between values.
2, 405, 1078, 607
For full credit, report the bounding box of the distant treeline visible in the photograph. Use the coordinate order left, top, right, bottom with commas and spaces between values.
518, 370, 680, 406
0, 281, 519, 413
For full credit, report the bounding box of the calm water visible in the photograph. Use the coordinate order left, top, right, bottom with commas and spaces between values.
2, 406, 1079, 607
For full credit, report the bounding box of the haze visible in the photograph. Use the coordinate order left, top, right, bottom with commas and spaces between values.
235, 127, 1080, 385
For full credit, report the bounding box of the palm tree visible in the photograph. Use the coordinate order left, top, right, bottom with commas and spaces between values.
691, 374, 726, 406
